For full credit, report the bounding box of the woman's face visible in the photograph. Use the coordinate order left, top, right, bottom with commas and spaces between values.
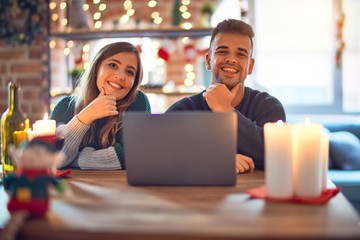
96, 52, 138, 100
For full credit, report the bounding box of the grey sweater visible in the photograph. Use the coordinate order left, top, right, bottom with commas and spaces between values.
50, 91, 151, 170
166, 87, 286, 170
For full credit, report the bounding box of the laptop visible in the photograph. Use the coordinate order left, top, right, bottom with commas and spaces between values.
123, 111, 237, 186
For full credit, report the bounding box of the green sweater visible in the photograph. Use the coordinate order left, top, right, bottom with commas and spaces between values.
50, 91, 151, 170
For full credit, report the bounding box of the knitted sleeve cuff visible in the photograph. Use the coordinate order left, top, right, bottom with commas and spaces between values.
77, 146, 122, 170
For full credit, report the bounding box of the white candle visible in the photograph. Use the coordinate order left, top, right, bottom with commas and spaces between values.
321, 132, 330, 191
27, 128, 37, 141
32, 113, 56, 137
293, 118, 323, 198
264, 120, 294, 198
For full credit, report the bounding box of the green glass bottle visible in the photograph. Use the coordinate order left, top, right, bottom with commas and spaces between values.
1, 82, 29, 177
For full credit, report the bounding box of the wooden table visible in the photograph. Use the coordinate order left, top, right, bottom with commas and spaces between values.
1, 170, 360, 240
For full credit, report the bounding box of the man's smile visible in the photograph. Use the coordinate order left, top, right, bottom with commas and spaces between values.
221, 66, 239, 73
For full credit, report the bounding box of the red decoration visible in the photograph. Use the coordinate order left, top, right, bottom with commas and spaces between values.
157, 39, 176, 62
158, 47, 170, 61
74, 49, 83, 65
247, 185, 340, 205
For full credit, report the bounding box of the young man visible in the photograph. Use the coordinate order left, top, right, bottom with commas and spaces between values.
166, 19, 286, 172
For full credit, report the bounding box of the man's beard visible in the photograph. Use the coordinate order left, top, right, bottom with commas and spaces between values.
215, 75, 240, 90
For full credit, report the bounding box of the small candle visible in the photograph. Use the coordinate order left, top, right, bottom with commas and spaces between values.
321, 132, 330, 191
264, 120, 294, 198
293, 118, 323, 198
13, 130, 28, 147
32, 113, 56, 137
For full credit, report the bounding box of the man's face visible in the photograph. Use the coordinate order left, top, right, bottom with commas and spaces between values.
205, 32, 255, 90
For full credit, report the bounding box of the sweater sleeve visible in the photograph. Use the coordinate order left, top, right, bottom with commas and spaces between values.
236, 94, 286, 170
57, 116, 90, 169
50, 96, 89, 169
235, 111, 265, 169
76, 146, 121, 170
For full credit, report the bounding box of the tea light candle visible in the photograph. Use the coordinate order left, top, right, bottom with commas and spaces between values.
264, 120, 294, 198
321, 132, 330, 191
32, 113, 56, 137
293, 118, 323, 198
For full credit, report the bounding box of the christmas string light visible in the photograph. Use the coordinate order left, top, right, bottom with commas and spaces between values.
49, 0, 68, 31
148, 0, 162, 25
93, 0, 102, 29
49, 1, 56, 10
148, 0, 157, 8
82, 3, 89, 11
99, 3, 106, 11
119, 0, 133, 25
49, 39, 56, 49
180, 0, 192, 29
59, 1, 66, 9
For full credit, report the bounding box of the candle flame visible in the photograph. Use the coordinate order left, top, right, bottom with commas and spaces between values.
304, 117, 311, 126
276, 119, 284, 127
43, 112, 49, 120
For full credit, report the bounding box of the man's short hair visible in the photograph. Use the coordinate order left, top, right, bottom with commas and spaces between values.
210, 19, 255, 54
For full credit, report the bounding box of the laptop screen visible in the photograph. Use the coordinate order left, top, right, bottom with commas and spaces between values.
123, 112, 237, 186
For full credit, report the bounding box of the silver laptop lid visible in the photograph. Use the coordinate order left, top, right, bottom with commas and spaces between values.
123, 112, 237, 186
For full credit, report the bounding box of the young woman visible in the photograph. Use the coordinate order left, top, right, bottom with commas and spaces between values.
51, 42, 151, 170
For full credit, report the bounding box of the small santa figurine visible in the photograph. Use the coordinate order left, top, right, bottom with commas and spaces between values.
3, 135, 66, 217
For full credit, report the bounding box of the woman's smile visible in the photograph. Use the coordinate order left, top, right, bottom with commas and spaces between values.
107, 81, 123, 90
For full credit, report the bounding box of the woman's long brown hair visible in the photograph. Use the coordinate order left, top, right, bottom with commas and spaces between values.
72, 42, 143, 149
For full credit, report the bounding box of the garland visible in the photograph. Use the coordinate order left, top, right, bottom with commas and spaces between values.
0, 0, 45, 45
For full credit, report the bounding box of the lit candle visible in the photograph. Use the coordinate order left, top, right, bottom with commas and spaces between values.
293, 118, 323, 198
264, 120, 294, 198
31, 113, 56, 137
321, 132, 330, 191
